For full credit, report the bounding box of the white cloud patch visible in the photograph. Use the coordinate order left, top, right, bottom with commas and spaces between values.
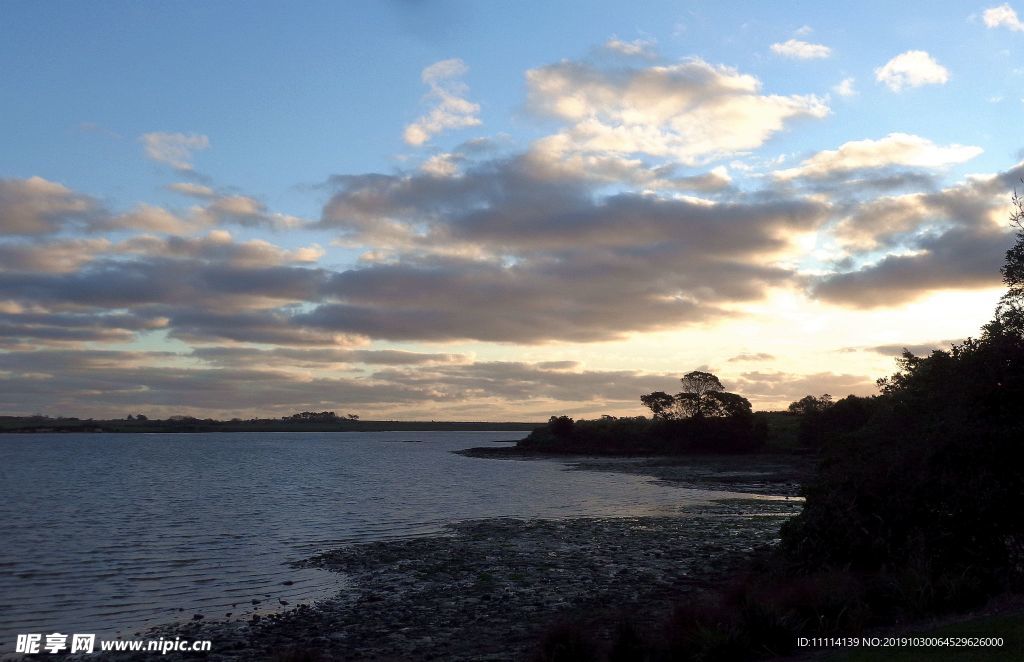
526, 57, 829, 165
983, 3, 1024, 31
770, 38, 832, 59
602, 37, 657, 58
420, 152, 463, 177
113, 204, 199, 234
167, 182, 216, 199
874, 51, 950, 92
833, 77, 856, 97
775, 133, 982, 180
403, 58, 482, 146
140, 132, 210, 171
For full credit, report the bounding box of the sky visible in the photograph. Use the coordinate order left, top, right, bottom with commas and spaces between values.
2, 1, 1023, 420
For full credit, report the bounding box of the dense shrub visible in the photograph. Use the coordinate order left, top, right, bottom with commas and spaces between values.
796, 394, 878, 448
519, 413, 766, 454
781, 330, 1024, 608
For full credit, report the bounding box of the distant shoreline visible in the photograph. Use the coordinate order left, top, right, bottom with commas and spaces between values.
0, 419, 541, 434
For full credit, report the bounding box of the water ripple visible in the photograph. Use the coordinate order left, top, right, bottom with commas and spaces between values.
1, 431, 742, 642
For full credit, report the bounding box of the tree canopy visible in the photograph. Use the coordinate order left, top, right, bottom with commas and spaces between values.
640, 371, 751, 420
993, 186, 1024, 332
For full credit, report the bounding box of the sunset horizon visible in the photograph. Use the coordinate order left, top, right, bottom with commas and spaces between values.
4, 3, 1023, 421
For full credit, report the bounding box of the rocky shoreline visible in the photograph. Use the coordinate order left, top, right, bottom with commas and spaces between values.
457, 447, 814, 497
86, 455, 808, 661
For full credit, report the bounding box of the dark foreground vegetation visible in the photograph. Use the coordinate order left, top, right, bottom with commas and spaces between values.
531, 195, 1024, 660
0, 412, 540, 434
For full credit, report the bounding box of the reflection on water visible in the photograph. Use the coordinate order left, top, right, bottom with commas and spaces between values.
0, 431, 759, 642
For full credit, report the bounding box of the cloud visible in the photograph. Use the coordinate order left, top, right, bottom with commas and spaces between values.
0, 349, 687, 419
770, 38, 832, 59
192, 194, 303, 229
119, 231, 323, 267
602, 37, 657, 58
7, 43, 1022, 419
0, 238, 111, 273
829, 161, 1023, 250
167, 182, 217, 199
727, 352, 775, 362
0, 259, 325, 310
403, 58, 482, 146
313, 150, 829, 343
0, 311, 165, 347
164, 308, 354, 346
833, 77, 856, 97
983, 3, 1024, 31
0, 177, 103, 235
299, 255, 719, 343
10, 154, 825, 348
732, 371, 878, 405
0, 349, 881, 416
867, 339, 961, 356
775, 133, 982, 180
0, 350, 428, 417
804, 160, 1024, 304
420, 152, 464, 177
0, 174, 302, 240
811, 226, 1012, 307
874, 51, 949, 92
140, 132, 210, 171
668, 166, 733, 191
191, 346, 466, 368
0, 223, 341, 349
525, 57, 829, 165
111, 203, 201, 234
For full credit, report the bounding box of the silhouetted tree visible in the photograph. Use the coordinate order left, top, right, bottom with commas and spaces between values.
993, 186, 1024, 332
787, 394, 833, 415
677, 371, 725, 418
640, 391, 675, 419
284, 411, 340, 422
641, 371, 751, 420
547, 415, 575, 438
704, 390, 753, 419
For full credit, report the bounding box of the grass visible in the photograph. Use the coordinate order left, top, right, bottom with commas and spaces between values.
823, 610, 1024, 662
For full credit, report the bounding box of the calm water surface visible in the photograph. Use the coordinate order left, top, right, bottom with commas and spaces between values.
0, 431, 753, 644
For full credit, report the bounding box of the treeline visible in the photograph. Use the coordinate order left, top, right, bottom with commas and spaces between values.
520, 371, 768, 454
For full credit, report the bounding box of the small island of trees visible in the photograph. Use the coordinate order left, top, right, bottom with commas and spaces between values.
519, 370, 767, 454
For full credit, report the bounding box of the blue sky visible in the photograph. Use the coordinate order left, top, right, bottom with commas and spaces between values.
2, 2, 1023, 418
5, 1, 1020, 207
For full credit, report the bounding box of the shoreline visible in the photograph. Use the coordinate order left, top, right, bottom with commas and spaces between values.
87, 453, 807, 660
104, 502, 800, 661
457, 447, 814, 498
